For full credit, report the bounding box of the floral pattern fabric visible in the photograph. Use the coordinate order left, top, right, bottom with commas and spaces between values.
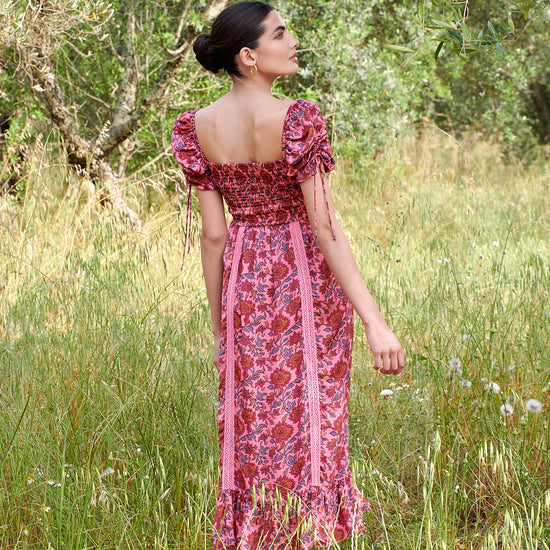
172, 99, 371, 549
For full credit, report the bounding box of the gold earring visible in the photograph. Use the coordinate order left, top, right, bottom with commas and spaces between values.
250, 62, 258, 77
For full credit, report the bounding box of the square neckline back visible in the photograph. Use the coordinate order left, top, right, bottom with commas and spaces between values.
190, 98, 300, 168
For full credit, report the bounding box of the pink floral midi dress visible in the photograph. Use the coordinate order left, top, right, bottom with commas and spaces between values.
172, 99, 371, 549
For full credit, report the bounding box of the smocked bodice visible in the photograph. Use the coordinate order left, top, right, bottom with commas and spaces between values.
171, 99, 335, 227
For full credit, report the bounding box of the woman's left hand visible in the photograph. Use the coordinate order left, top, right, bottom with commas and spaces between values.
364, 321, 405, 375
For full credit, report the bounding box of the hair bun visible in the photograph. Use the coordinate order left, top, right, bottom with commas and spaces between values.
193, 33, 222, 74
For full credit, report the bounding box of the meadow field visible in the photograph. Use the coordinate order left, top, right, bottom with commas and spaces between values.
0, 129, 548, 549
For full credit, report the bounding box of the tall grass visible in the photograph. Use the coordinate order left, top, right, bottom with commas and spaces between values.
0, 130, 548, 549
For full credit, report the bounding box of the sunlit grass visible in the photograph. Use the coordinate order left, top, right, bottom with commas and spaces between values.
0, 131, 548, 548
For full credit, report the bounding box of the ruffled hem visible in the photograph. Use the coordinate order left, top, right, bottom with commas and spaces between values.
212, 478, 371, 550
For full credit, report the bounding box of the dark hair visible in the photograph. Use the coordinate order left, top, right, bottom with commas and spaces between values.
193, 2, 275, 78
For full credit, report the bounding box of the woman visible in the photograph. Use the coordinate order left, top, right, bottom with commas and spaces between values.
171, 2, 405, 548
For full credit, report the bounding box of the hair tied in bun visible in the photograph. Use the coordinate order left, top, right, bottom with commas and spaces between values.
193, 33, 222, 74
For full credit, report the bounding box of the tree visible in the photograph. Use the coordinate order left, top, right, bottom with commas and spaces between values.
0, 0, 227, 217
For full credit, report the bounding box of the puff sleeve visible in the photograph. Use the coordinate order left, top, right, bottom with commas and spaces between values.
283, 100, 335, 183
283, 100, 337, 238
171, 110, 216, 268
171, 110, 215, 191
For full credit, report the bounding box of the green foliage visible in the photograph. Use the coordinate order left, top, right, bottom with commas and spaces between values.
1, 0, 549, 194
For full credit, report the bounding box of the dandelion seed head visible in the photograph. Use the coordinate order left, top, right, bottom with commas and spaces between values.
484, 381, 501, 394
500, 403, 514, 416
525, 399, 542, 414
449, 358, 462, 369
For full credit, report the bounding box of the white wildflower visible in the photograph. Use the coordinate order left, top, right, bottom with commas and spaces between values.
379, 389, 394, 398
449, 358, 462, 369
525, 399, 542, 414
500, 403, 514, 416
492, 241, 499, 247
460, 380, 472, 388
508, 364, 515, 372
22, 529, 29, 536
43, 506, 51, 513
484, 381, 501, 394
449, 358, 463, 376
27, 477, 34, 485
462, 333, 471, 341
47, 479, 56, 486
99, 467, 115, 478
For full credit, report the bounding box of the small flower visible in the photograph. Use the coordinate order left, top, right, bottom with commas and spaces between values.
492, 241, 499, 247
485, 382, 500, 393
500, 403, 514, 416
525, 399, 542, 414
43, 506, 51, 513
47, 479, 56, 486
484, 381, 501, 394
460, 380, 472, 388
449, 358, 462, 369
379, 389, 394, 398
449, 358, 463, 376
27, 477, 34, 485
462, 333, 471, 341
479, 254, 485, 260
136, 448, 142, 454
99, 467, 115, 478
22, 529, 29, 536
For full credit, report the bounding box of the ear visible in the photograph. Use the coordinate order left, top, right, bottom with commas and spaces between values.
237, 47, 256, 68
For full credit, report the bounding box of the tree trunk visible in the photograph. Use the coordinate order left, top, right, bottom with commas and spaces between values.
529, 79, 550, 143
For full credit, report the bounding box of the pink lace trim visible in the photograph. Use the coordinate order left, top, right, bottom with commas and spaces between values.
222, 225, 245, 491
290, 220, 321, 486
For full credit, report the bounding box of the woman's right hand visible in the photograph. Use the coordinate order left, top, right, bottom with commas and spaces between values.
213, 334, 221, 368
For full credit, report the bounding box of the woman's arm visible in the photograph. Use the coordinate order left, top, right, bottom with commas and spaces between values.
300, 174, 405, 375
196, 188, 228, 366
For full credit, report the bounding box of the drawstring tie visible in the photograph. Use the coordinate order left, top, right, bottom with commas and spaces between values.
181, 185, 193, 271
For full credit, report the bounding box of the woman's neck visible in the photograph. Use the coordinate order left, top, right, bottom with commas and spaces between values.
229, 73, 276, 100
